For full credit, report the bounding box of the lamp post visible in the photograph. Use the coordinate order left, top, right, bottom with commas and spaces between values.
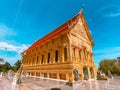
17, 63, 23, 84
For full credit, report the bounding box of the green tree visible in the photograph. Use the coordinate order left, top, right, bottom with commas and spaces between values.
0, 65, 2, 71
99, 59, 112, 73
99, 58, 120, 75
115, 58, 120, 75
12, 60, 21, 72
0, 62, 12, 72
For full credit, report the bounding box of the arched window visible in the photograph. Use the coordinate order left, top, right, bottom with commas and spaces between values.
41, 55, 44, 64
64, 47, 67, 61
36, 56, 39, 64
83, 48, 86, 59
55, 50, 59, 62
78, 50, 81, 61
48, 53, 50, 63
73, 48, 75, 57
73, 48, 76, 60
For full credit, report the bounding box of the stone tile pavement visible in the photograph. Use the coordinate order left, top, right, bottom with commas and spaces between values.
1, 75, 120, 90
20, 76, 120, 90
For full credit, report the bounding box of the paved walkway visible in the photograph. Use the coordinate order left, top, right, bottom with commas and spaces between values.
1, 76, 120, 90
20, 76, 120, 90
21, 77, 72, 90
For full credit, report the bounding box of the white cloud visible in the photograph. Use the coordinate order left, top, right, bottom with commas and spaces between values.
0, 42, 29, 53
0, 42, 30, 65
106, 10, 120, 17
0, 24, 16, 37
100, 6, 120, 17
0, 53, 22, 65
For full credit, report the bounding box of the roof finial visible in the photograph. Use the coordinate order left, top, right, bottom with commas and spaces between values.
79, 3, 85, 14
81, 3, 85, 11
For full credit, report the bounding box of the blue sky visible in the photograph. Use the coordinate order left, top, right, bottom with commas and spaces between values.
0, 0, 120, 66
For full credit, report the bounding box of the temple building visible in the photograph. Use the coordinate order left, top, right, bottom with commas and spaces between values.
20, 10, 97, 82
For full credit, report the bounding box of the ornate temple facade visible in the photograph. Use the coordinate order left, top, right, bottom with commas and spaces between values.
20, 10, 97, 82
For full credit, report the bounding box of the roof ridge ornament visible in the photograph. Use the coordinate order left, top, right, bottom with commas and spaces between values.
68, 5, 85, 29
79, 3, 85, 14
81, 3, 85, 11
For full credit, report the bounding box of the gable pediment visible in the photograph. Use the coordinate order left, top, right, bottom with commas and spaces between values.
70, 12, 94, 46
70, 19, 90, 44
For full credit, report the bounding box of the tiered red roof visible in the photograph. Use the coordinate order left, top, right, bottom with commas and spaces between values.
21, 10, 94, 54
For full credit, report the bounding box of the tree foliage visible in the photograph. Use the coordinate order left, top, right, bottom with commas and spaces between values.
12, 60, 21, 72
99, 58, 120, 75
0, 62, 12, 72
0, 60, 21, 72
